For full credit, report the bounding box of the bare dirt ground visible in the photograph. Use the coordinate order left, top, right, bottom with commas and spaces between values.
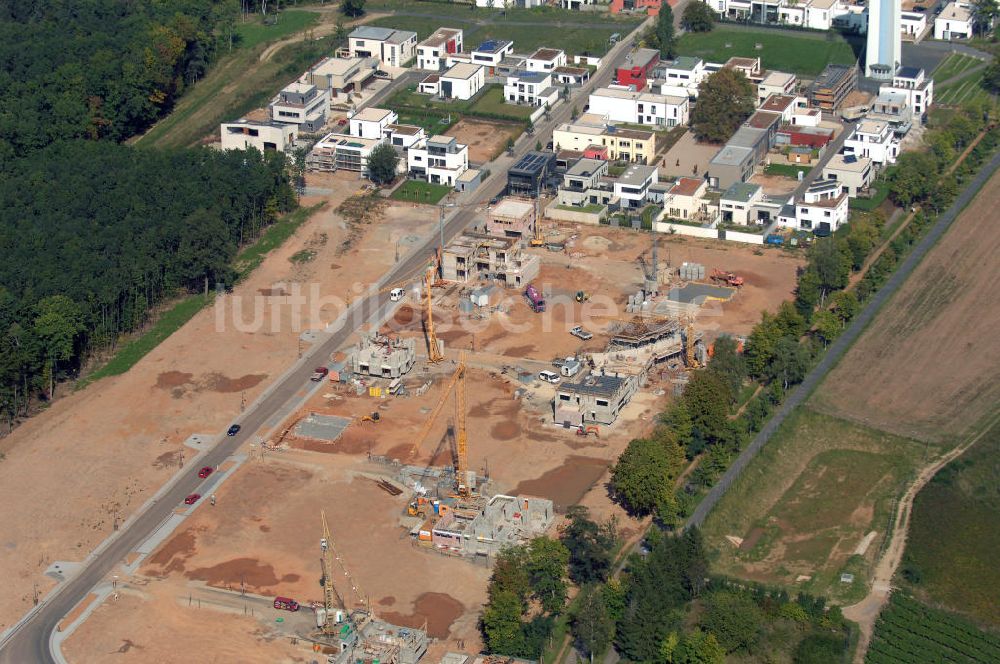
658, 131, 719, 179
751, 172, 800, 196
813, 168, 1000, 444
0, 172, 435, 633
445, 118, 523, 164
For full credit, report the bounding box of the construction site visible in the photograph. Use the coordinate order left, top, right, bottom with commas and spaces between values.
56, 190, 805, 663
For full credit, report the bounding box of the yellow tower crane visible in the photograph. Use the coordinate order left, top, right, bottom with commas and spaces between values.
319, 510, 369, 635
407, 353, 471, 496
425, 265, 445, 363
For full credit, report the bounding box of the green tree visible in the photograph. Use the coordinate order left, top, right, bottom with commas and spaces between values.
699, 591, 763, 652
367, 143, 399, 185
652, 3, 677, 58
795, 267, 822, 315
490, 546, 531, 607
673, 629, 725, 664
481, 590, 524, 655
706, 335, 746, 398
603, 578, 627, 623
681, 2, 716, 32
526, 536, 570, 614
561, 506, 617, 584
660, 400, 693, 443
690, 69, 755, 143
611, 436, 676, 516
831, 290, 859, 323
766, 337, 811, 389
810, 238, 850, 299
971, 0, 999, 37
33, 295, 85, 399
889, 151, 940, 206
793, 633, 846, 664
681, 370, 732, 444
573, 587, 615, 661
841, 215, 879, 270
174, 208, 237, 293
340, 0, 366, 17
812, 309, 841, 346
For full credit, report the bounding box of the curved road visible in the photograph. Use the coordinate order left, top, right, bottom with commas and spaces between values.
0, 17, 649, 663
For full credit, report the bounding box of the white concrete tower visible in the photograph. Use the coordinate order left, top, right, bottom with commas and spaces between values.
866, 0, 902, 79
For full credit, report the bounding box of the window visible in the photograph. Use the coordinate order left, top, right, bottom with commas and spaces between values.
596, 399, 609, 407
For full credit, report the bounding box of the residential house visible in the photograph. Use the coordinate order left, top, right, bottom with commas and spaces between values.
269, 82, 330, 133
220, 120, 296, 152
386, 123, 426, 150
552, 114, 657, 164
561, 0, 595, 8
556, 158, 612, 208
706, 145, 756, 190
869, 89, 912, 125
588, 87, 689, 127
843, 119, 899, 165
609, 0, 668, 16
525, 48, 567, 73
724, 56, 762, 81
487, 197, 536, 239
553, 66, 591, 86
504, 70, 559, 107
507, 151, 556, 196
350, 107, 397, 139
778, 179, 849, 234
347, 26, 417, 68
777, 0, 850, 31
614, 164, 658, 209
553, 374, 639, 426
305, 56, 378, 101
616, 48, 660, 92
407, 135, 469, 186
719, 182, 765, 225
758, 94, 801, 123
656, 56, 708, 99
440, 232, 540, 288
808, 64, 859, 111
901, 11, 927, 39
416, 28, 463, 71
880, 66, 933, 120
439, 63, 486, 100
822, 154, 874, 196
468, 40, 514, 74
663, 177, 710, 221
934, 2, 974, 39
757, 71, 797, 104
306, 133, 383, 175
777, 124, 834, 147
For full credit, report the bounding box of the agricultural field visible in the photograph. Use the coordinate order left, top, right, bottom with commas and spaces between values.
677, 26, 858, 76
813, 168, 1000, 445
866, 593, 1000, 664
901, 415, 1000, 627
701, 408, 936, 605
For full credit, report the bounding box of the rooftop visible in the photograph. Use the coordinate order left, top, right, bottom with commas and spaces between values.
729, 126, 769, 149
566, 158, 607, 177
804, 192, 848, 208
310, 56, 364, 77
726, 56, 760, 70
511, 70, 551, 83
529, 47, 564, 62
475, 39, 513, 54
387, 123, 423, 135
760, 70, 796, 88
553, 65, 589, 76
592, 87, 686, 105
807, 0, 838, 9
558, 374, 626, 398
669, 177, 705, 197
626, 48, 660, 69
444, 62, 483, 80
825, 153, 872, 172
491, 198, 534, 219
511, 151, 553, 175
618, 164, 657, 187
856, 118, 890, 135
282, 82, 315, 95
666, 55, 703, 71
710, 144, 754, 167
896, 65, 923, 80
420, 27, 462, 48
759, 94, 797, 113
350, 26, 416, 43
428, 134, 458, 145
722, 182, 762, 203
354, 107, 394, 123
811, 64, 856, 90
745, 110, 782, 129
939, 2, 971, 21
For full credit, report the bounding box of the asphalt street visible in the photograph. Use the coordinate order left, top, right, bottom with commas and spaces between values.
0, 16, 650, 664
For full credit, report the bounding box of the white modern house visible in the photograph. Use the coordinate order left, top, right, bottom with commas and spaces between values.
347, 26, 418, 68
901, 11, 927, 39
307, 133, 384, 175
664, 177, 711, 221
220, 120, 297, 153
613, 164, 658, 209
822, 154, 874, 196
843, 119, 900, 165
778, 179, 849, 234
468, 39, 515, 72
504, 70, 560, 107
719, 182, 765, 225
269, 82, 330, 133
416, 28, 463, 71
407, 135, 470, 186
386, 123, 426, 150
757, 71, 797, 104
879, 66, 934, 120
439, 63, 486, 100
304, 56, 379, 101
525, 48, 567, 72
934, 2, 975, 39
588, 88, 689, 127
656, 56, 708, 99
350, 107, 398, 139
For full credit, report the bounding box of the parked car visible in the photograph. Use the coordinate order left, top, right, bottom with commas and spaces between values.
184, 494, 201, 505
538, 370, 561, 384
337, 118, 348, 126
570, 326, 593, 341
374, 70, 391, 80
389, 288, 405, 302
310, 366, 329, 382
198, 466, 214, 479
227, 424, 241, 436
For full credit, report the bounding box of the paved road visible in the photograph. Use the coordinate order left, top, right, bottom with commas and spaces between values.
687, 146, 1000, 531
0, 16, 650, 664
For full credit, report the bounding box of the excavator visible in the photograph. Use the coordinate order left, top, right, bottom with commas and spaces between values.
710, 268, 744, 288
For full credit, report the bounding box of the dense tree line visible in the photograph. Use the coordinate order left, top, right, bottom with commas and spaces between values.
0, 141, 295, 427
0, 0, 239, 158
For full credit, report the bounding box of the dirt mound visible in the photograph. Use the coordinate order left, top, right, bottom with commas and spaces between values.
186, 557, 300, 591
201, 373, 268, 393
514, 456, 611, 513
156, 371, 193, 389
393, 305, 416, 326
490, 421, 521, 441
380, 592, 464, 639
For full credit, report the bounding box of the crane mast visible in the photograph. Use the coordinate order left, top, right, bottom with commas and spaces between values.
455, 354, 469, 496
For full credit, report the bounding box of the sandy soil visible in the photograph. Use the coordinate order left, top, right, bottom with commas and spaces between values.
751, 172, 801, 196
813, 168, 1000, 444
0, 172, 435, 632
446, 118, 523, 164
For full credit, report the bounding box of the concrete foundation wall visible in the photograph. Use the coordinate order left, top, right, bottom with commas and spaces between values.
545, 201, 606, 224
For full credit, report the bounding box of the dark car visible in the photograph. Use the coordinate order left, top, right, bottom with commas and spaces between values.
227, 424, 241, 436
198, 466, 214, 479
184, 493, 201, 505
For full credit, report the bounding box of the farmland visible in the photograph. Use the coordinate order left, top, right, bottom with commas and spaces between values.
813, 169, 1000, 445
700, 408, 934, 605
901, 416, 1000, 626
867, 593, 1000, 664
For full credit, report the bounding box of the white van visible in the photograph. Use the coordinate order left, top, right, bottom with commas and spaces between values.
538, 370, 561, 384
389, 288, 405, 302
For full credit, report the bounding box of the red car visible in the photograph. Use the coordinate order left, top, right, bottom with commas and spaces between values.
274, 597, 300, 612
337, 118, 348, 126
198, 466, 214, 479
184, 494, 201, 505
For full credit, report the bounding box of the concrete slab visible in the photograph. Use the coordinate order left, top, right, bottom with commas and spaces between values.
183, 433, 215, 452
294, 413, 353, 442
659, 283, 735, 305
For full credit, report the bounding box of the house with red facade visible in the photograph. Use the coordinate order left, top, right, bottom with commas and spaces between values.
609, 0, 671, 16
615, 48, 660, 92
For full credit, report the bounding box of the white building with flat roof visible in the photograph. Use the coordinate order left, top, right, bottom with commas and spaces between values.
440, 63, 486, 100
779, 179, 849, 234
934, 2, 975, 39
656, 56, 708, 99
220, 120, 297, 153
880, 66, 934, 120
407, 135, 469, 186
305, 56, 378, 100
416, 28, 463, 71
350, 107, 398, 140
504, 70, 559, 107
348, 26, 417, 68
843, 119, 900, 165
269, 82, 330, 133
306, 133, 384, 175
526, 48, 567, 72
588, 88, 689, 127
613, 164, 658, 209
822, 154, 874, 197
757, 71, 797, 104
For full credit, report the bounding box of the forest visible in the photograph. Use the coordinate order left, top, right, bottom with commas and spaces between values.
0, 0, 300, 430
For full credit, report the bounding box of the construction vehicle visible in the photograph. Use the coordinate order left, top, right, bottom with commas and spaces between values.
310, 366, 329, 382
524, 284, 546, 313
360, 412, 381, 424
425, 265, 445, 362
274, 597, 301, 611
576, 425, 600, 438
575, 291, 589, 302
710, 268, 744, 288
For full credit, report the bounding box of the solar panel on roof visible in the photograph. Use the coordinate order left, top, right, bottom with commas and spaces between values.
844, 155, 857, 163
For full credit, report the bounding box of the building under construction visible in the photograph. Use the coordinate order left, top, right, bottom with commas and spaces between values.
419, 493, 554, 560
352, 334, 416, 378
326, 612, 429, 664
485, 197, 535, 239
440, 232, 540, 288
587, 316, 706, 377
